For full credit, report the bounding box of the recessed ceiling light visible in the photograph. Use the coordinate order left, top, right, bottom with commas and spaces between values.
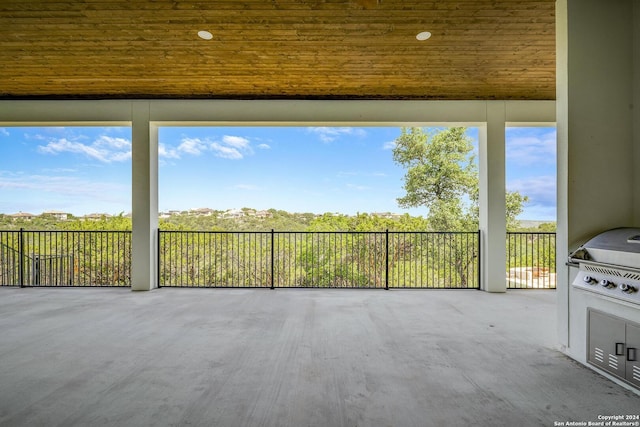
198, 30, 213, 40
416, 31, 432, 41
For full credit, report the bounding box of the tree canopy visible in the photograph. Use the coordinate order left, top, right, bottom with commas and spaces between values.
392, 127, 528, 231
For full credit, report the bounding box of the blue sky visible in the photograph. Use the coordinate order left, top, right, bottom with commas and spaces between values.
0, 125, 556, 220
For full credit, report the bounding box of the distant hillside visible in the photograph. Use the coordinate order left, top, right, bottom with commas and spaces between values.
516, 220, 556, 231
0, 209, 556, 232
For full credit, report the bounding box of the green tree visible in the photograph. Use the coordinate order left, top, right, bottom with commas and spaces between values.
506, 191, 529, 231
392, 126, 528, 231
392, 127, 477, 231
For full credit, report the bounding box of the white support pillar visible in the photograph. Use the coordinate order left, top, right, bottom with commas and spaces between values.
556, 0, 570, 350
479, 101, 507, 292
131, 101, 158, 291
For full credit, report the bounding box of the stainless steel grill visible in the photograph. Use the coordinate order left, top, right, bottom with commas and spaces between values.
569, 227, 640, 305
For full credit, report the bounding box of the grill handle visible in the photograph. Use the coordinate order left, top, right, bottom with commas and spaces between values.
616, 342, 625, 356
628, 347, 637, 362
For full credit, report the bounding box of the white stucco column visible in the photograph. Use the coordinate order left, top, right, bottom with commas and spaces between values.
479, 101, 507, 292
556, 0, 570, 350
131, 101, 158, 291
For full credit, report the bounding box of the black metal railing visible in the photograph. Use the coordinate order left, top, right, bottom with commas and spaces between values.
158, 230, 480, 289
506, 232, 556, 289
0, 229, 131, 287
1, 229, 556, 289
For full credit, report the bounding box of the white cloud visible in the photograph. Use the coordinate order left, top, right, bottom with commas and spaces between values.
210, 135, 254, 159
222, 135, 250, 149
347, 183, 370, 191
383, 141, 396, 150
94, 136, 131, 161
178, 137, 208, 155
210, 142, 244, 159
234, 184, 260, 191
506, 130, 556, 166
518, 204, 557, 221
158, 143, 180, 159
0, 128, 9, 136
25, 133, 47, 141
257, 144, 271, 150
161, 134, 256, 160
0, 172, 128, 202
307, 127, 367, 143
110, 151, 132, 162
508, 175, 556, 207
38, 138, 111, 162
41, 167, 77, 173
95, 135, 131, 150
37, 135, 132, 163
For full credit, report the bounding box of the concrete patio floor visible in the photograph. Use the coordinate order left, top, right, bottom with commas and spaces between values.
0, 288, 638, 427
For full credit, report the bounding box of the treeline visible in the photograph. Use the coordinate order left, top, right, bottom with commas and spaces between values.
0, 211, 556, 232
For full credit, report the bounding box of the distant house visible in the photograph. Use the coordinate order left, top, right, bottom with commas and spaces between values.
255, 210, 272, 219
82, 213, 112, 221
10, 212, 36, 221
42, 210, 70, 220
222, 209, 245, 219
189, 208, 215, 216
373, 212, 402, 220
159, 210, 182, 218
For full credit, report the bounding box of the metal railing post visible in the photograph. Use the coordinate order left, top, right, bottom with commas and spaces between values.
70, 254, 74, 286
385, 229, 389, 290
270, 229, 275, 289
34, 255, 40, 286
18, 228, 24, 288
477, 230, 481, 290
157, 228, 161, 288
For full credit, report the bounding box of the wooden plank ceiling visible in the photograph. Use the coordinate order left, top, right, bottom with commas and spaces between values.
0, 0, 556, 100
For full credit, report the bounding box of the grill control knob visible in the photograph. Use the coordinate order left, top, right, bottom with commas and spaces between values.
600, 279, 615, 289
620, 283, 637, 293
583, 275, 597, 285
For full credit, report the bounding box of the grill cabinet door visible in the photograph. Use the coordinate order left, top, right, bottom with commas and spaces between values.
626, 322, 640, 387
588, 310, 626, 379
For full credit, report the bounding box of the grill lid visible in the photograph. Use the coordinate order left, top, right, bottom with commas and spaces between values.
570, 227, 640, 268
